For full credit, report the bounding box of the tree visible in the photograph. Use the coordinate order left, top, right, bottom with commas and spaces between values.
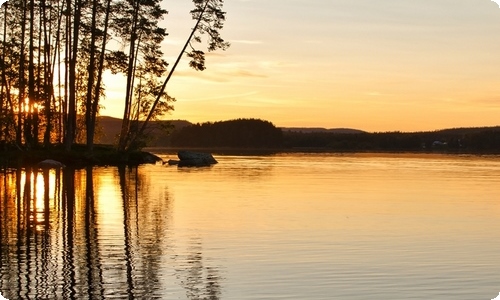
0, 0, 230, 154
0, 2, 9, 141
17, 0, 28, 146
124, 0, 230, 151
111, 0, 170, 151
64, 0, 82, 151
25, 0, 37, 148
86, 0, 112, 152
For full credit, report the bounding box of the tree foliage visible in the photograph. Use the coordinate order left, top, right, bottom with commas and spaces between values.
0, 0, 229, 153
127, 0, 230, 150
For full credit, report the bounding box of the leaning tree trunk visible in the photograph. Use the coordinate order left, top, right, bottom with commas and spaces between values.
129, 0, 211, 151
118, 1, 140, 151
117, 0, 140, 151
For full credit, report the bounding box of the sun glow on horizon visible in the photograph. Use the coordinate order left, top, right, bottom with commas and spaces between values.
95, 0, 500, 132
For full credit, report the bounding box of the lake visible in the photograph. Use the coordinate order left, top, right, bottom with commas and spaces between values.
0, 152, 499, 299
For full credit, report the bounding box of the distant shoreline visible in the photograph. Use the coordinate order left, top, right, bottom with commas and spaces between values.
2, 146, 499, 170
147, 146, 500, 157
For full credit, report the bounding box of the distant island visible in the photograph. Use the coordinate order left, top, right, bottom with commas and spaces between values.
95, 116, 500, 154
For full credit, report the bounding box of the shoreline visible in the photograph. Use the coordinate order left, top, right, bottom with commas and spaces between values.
148, 146, 500, 156
0, 144, 163, 169
2, 145, 500, 170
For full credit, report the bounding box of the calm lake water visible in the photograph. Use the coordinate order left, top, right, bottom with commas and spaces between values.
0, 152, 499, 299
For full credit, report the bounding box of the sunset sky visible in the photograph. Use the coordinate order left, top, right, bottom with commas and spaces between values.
104, 0, 500, 132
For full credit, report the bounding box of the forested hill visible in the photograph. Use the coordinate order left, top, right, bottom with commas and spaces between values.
95, 116, 192, 145
95, 116, 500, 152
96, 117, 284, 148
169, 119, 283, 148
282, 126, 500, 152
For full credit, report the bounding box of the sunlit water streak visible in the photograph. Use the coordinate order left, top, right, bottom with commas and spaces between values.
0, 153, 499, 299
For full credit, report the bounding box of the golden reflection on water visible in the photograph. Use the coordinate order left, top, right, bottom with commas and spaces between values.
0, 153, 499, 299
0, 165, 222, 299
95, 169, 124, 240
154, 153, 500, 299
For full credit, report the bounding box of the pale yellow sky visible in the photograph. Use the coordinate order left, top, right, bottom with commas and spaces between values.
102, 0, 500, 132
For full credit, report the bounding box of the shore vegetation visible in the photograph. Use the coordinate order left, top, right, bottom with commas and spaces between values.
0, 0, 229, 166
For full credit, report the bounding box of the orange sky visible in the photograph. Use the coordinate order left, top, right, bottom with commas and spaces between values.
102, 0, 500, 132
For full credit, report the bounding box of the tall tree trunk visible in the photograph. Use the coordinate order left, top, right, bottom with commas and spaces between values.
0, 3, 7, 141
33, 0, 43, 146
63, 0, 71, 147
17, 0, 27, 147
26, 0, 36, 148
118, 0, 140, 151
128, 32, 142, 141
85, 0, 98, 151
88, 0, 112, 152
55, 0, 65, 144
65, 0, 81, 151
42, 0, 53, 147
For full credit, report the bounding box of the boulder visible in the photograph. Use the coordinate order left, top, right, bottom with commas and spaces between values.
127, 151, 164, 165
140, 152, 163, 164
167, 159, 180, 166
177, 151, 217, 167
37, 159, 66, 169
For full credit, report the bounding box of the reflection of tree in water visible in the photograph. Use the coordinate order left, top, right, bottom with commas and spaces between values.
0, 167, 65, 299
175, 237, 223, 300
0, 165, 224, 298
84, 166, 104, 299
118, 166, 224, 299
0, 167, 117, 298
118, 165, 171, 297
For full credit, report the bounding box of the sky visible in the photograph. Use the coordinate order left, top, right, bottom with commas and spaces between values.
101, 0, 500, 132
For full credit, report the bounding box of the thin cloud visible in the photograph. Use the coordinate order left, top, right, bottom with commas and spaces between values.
474, 96, 500, 107
190, 91, 259, 102
173, 69, 267, 83
232, 69, 267, 78
205, 52, 228, 58
231, 39, 263, 44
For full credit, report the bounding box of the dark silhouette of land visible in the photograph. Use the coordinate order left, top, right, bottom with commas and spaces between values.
2, 116, 500, 169
94, 116, 500, 154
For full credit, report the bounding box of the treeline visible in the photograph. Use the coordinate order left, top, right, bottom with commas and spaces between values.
166, 119, 500, 153
169, 119, 283, 148
0, 0, 228, 153
282, 127, 500, 152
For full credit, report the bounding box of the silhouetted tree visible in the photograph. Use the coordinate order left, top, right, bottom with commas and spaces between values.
0, 0, 230, 153
128, 0, 230, 151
